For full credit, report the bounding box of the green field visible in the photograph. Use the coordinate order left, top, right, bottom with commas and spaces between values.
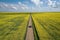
0, 12, 60, 40
0, 13, 29, 40
32, 12, 60, 40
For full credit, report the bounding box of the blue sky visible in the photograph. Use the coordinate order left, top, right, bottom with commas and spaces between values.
0, 0, 60, 12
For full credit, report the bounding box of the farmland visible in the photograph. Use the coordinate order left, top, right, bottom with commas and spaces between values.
0, 13, 29, 40
32, 12, 60, 40
0, 12, 60, 40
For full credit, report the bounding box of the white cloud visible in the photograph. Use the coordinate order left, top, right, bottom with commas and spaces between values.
11, 6, 17, 10
18, 2, 29, 10
57, 2, 60, 7
3, 3, 8, 7
10, 4, 17, 10
40, 1, 43, 4
0, 4, 4, 8
0, 1, 59, 12
0, 2, 29, 11
21, 6, 28, 10
48, 0, 57, 8
31, 0, 40, 6
52, 1, 57, 8
30, 0, 43, 8
21, 7, 25, 10
48, 0, 52, 6
18, 2, 22, 5
0, 3, 7, 8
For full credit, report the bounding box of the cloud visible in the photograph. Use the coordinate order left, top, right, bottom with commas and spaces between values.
10, 4, 17, 10
18, 2, 29, 10
52, 1, 57, 8
40, 1, 43, 4
48, 0, 57, 8
3, 3, 8, 7
18, 2, 22, 5
0, 4, 4, 8
0, 2, 29, 12
30, 0, 43, 8
12, 7, 17, 10
57, 2, 60, 7
0, 1, 60, 12
0, 2, 18, 10
48, 0, 52, 6
0, 3, 7, 8
31, 0, 40, 6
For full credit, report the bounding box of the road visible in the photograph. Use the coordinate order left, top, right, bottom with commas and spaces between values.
26, 15, 34, 40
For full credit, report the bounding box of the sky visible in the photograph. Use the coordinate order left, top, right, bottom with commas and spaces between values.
0, 0, 60, 12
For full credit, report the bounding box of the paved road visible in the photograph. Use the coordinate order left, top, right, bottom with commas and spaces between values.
26, 16, 34, 40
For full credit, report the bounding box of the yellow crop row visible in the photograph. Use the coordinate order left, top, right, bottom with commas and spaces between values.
0, 14, 29, 40
32, 13, 60, 40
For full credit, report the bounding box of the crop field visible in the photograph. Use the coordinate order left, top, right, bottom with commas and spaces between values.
0, 13, 29, 40
0, 12, 60, 40
32, 12, 60, 40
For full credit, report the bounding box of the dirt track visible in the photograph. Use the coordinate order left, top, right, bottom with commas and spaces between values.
26, 16, 34, 40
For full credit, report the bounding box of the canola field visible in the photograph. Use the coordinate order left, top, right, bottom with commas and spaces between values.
32, 12, 60, 40
0, 12, 60, 40
0, 13, 29, 40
